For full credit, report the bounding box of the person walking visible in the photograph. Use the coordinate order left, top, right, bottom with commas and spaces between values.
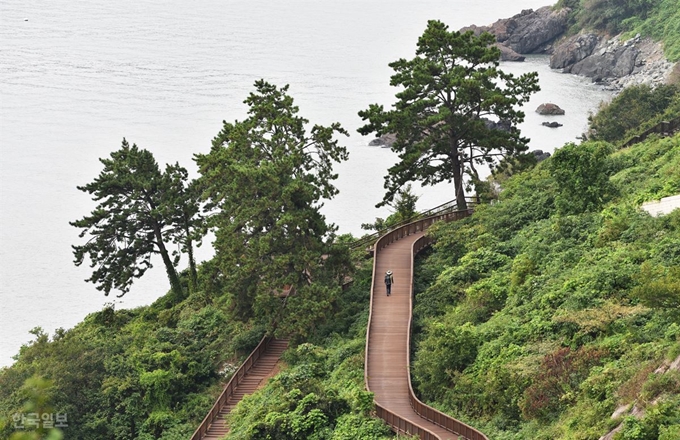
385, 270, 394, 296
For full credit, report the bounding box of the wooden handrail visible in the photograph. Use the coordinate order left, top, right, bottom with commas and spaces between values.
365, 208, 489, 440
620, 116, 680, 148
374, 404, 441, 439
190, 335, 271, 440
349, 197, 478, 250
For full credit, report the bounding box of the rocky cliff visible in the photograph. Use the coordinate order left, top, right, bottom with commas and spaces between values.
551, 33, 674, 89
460, 7, 569, 60
462, 7, 675, 91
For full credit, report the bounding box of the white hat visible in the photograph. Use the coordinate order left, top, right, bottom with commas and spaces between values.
386, 270, 392, 275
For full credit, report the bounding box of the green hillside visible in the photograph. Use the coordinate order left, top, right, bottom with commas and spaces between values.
412, 136, 680, 439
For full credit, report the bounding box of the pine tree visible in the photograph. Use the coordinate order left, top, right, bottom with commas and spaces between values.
359, 20, 540, 209
71, 139, 204, 301
195, 80, 349, 333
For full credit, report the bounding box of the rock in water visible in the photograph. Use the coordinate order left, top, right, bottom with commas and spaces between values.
368, 133, 397, 148
532, 150, 551, 161
536, 103, 565, 115
482, 118, 512, 131
542, 121, 563, 128
495, 43, 525, 62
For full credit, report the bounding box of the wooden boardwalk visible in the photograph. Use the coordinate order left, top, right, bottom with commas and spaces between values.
367, 231, 457, 439
191, 338, 288, 440
191, 204, 486, 440
365, 211, 488, 440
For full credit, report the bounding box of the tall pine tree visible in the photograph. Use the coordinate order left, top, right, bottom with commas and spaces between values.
195, 80, 349, 335
71, 140, 204, 301
359, 20, 540, 209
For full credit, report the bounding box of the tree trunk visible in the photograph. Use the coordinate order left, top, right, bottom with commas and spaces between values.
451, 149, 468, 210
153, 222, 184, 302
185, 224, 198, 294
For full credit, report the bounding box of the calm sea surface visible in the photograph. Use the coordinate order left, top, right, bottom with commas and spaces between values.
0, 0, 612, 367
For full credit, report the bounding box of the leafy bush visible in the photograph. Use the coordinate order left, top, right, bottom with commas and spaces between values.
588, 84, 680, 143
226, 340, 391, 440
633, 264, 680, 320
549, 141, 616, 215
519, 346, 608, 421
413, 322, 480, 400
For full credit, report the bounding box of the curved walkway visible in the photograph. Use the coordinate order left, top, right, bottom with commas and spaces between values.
365, 211, 487, 440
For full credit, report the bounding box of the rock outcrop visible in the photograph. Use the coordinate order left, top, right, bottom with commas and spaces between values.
536, 103, 565, 115
483, 118, 512, 132
461, 7, 570, 57
495, 43, 525, 62
461, 7, 675, 92
551, 34, 674, 90
550, 33, 600, 69
542, 121, 563, 128
532, 150, 551, 161
570, 43, 639, 81
368, 133, 396, 148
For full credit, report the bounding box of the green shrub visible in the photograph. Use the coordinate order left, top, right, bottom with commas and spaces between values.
549, 142, 616, 215
633, 264, 680, 320
413, 322, 480, 400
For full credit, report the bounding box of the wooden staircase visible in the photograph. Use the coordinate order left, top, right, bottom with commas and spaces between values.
193, 338, 289, 440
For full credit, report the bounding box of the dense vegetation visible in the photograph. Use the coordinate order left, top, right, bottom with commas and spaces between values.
0, 261, 386, 440
223, 264, 392, 440
556, 0, 680, 61
410, 87, 680, 438
587, 83, 680, 144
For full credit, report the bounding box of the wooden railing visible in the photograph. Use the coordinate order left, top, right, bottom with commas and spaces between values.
621, 116, 680, 148
374, 404, 441, 440
365, 208, 490, 440
373, 209, 472, 254
190, 335, 272, 440
349, 197, 477, 251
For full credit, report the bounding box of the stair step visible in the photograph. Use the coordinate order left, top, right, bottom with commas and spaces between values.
194, 339, 290, 439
